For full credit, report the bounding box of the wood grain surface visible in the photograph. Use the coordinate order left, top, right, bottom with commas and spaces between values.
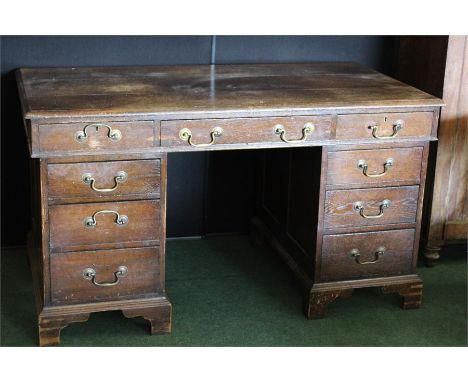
48, 159, 161, 203
320, 229, 415, 282
161, 115, 332, 146
50, 247, 162, 305
38, 120, 158, 154
428, 36, 468, 242
327, 146, 423, 188
324, 186, 419, 228
49, 200, 161, 252
17, 63, 443, 119
336, 112, 433, 140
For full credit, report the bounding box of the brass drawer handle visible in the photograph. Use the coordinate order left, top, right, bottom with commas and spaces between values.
82, 171, 128, 192
179, 127, 223, 147
82, 266, 128, 287
353, 199, 390, 218
350, 247, 386, 265
75, 123, 122, 143
274, 122, 315, 143
84, 210, 129, 228
368, 120, 404, 139
357, 158, 394, 177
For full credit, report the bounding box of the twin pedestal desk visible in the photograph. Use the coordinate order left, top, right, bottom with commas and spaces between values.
17, 63, 444, 346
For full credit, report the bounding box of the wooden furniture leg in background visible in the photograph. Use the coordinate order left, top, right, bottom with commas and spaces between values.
397, 36, 468, 266
424, 36, 468, 266
423, 241, 443, 267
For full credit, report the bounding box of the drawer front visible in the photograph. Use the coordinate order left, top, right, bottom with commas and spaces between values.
49, 200, 160, 252
324, 186, 419, 229
161, 116, 332, 147
50, 247, 162, 304
48, 159, 161, 203
336, 112, 433, 140
320, 229, 415, 282
327, 147, 423, 188
39, 120, 158, 154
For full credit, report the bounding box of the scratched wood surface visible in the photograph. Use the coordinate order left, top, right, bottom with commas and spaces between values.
50, 247, 162, 305
17, 63, 443, 119
326, 147, 423, 188
323, 186, 419, 229
49, 199, 161, 253
47, 159, 161, 203
320, 229, 415, 282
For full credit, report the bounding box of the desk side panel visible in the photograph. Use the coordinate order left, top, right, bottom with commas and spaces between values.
258, 147, 323, 280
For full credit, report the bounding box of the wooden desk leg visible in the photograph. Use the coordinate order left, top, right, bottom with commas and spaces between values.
122, 298, 172, 335
305, 288, 354, 319
381, 281, 423, 309
423, 241, 442, 267
38, 313, 90, 346
305, 279, 423, 319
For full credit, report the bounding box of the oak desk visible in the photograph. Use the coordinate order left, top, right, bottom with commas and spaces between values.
17, 63, 444, 346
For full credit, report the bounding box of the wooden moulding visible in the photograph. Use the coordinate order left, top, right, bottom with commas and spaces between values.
38, 297, 172, 346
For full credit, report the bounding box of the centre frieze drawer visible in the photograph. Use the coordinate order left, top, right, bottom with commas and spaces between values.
161, 116, 332, 147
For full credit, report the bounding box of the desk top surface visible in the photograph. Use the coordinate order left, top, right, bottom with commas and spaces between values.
18, 63, 443, 119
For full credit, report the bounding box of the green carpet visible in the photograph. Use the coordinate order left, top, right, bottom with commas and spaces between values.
1, 235, 466, 346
